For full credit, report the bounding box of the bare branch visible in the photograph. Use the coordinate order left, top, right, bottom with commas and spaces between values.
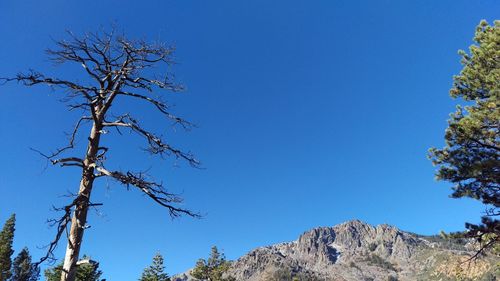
123, 75, 183, 92
2, 71, 98, 99
117, 91, 194, 129
51, 157, 84, 168
30, 116, 91, 161
34, 198, 78, 266
102, 115, 200, 167
95, 166, 200, 218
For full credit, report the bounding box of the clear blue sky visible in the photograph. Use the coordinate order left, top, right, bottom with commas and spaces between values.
0, 0, 498, 279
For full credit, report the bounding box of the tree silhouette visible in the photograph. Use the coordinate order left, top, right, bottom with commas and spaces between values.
2, 29, 200, 281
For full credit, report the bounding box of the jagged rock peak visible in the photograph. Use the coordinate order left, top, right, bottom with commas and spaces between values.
294, 220, 421, 262
297, 220, 381, 246
297, 220, 408, 239
176, 220, 498, 281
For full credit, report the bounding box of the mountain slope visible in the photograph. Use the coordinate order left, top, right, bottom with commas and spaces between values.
175, 220, 499, 281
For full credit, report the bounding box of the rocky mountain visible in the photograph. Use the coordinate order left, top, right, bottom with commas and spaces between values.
174, 220, 499, 281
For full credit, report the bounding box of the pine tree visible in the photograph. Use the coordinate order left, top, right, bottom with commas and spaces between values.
262, 268, 324, 281
139, 253, 170, 281
429, 20, 500, 254
11, 247, 39, 281
0, 214, 15, 281
191, 246, 234, 281
74, 262, 102, 281
44, 256, 102, 281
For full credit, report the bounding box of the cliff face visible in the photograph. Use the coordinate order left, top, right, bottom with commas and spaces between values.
175, 220, 499, 281
292, 220, 420, 264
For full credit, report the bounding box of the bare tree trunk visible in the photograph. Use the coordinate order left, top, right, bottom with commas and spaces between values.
60, 122, 101, 281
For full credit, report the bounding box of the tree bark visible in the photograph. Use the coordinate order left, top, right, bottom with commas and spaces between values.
60, 121, 101, 281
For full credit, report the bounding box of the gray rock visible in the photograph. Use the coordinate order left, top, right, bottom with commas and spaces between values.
174, 220, 498, 281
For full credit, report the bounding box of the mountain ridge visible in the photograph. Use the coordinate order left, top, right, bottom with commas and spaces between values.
174, 220, 498, 281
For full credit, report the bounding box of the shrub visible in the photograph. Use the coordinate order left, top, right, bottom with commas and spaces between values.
368, 242, 378, 252
365, 254, 397, 271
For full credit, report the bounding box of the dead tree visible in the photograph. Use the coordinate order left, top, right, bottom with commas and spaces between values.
1, 30, 200, 281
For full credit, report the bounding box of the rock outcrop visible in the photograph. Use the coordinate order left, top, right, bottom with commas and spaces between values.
174, 220, 498, 281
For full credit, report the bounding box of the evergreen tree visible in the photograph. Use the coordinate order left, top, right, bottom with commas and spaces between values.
139, 253, 170, 281
0, 214, 15, 281
429, 20, 500, 253
44, 256, 102, 281
191, 246, 234, 281
263, 268, 324, 281
11, 247, 39, 281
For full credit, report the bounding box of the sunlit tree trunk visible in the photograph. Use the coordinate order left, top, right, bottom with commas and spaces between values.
61, 120, 102, 281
